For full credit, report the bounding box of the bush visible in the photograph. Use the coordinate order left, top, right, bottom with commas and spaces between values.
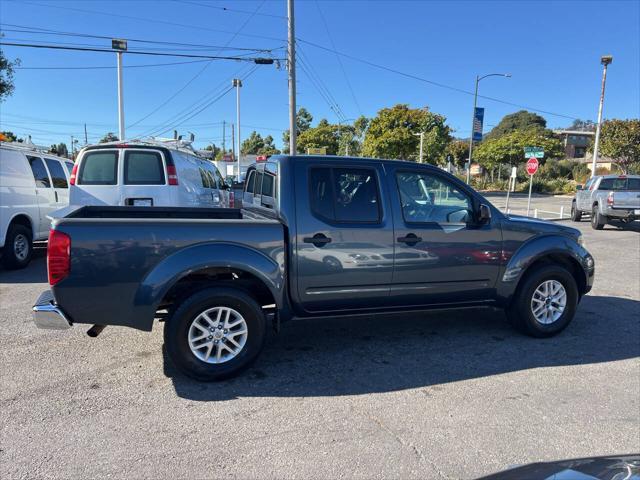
538, 159, 580, 180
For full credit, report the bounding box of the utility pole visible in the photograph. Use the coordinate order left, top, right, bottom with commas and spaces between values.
287, 0, 297, 155
233, 79, 242, 179
112, 39, 127, 141
591, 55, 613, 177
414, 132, 425, 163
231, 123, 235, 163
84, 123, 88, 145
222, 120, 226, 155
70, 135, 75, 159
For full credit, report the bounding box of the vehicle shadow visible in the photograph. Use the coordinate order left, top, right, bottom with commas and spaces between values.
603, 219, 640, 232
0, 247, 47, 283
164, 295, 640, 401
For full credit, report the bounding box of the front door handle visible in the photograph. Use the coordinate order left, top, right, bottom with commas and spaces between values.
397, 233, 422, 245
54, 191, 58, 202
303, 233, 332, 247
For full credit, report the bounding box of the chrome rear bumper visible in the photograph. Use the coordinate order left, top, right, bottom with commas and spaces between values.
33, 290, 72, 330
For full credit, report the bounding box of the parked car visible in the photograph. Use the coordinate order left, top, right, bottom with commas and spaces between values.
0, 142, 72, 269
571, 174, 640, 229
33, 155, 594, 381
69, 140, 233, 208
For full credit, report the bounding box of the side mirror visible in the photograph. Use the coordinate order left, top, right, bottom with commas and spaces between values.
576, 184, 583, 191
478, 204, 492, 223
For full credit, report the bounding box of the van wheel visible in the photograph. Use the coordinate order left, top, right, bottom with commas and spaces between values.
591, 206, 606, 230
2, 224, 33, 269
570, 201, 582, 222
164, 287, 267, 381
506, 264, 578, 338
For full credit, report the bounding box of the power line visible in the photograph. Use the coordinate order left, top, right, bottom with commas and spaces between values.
314, 1, 362, 116
127, 0, 267, 131
14, 59, 212, 70
297, 37, 579, 120
173, 0, 287, 19
0, 41, 280, 62
14, 0, 285, 43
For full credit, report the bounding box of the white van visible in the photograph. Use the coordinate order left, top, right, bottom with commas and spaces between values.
0, 142, 73, 269
70, 140, 233, 208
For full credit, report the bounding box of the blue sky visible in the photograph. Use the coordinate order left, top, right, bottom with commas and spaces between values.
1, 0, 639, 150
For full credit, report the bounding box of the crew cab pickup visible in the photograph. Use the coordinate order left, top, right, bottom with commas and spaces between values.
572, 174, 640, 229
33, 156, 595, 381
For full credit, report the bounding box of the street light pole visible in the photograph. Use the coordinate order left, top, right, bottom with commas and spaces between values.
233, 79, 242, 179
117, 51, 125, 141
591, 55, 613, 177
466, 73, 511, 184
413, 132, 424, 163
287, 0, 297, 155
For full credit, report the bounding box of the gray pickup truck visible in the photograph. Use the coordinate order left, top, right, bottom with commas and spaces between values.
34, 155, 594, 381
571, 174, 640, 229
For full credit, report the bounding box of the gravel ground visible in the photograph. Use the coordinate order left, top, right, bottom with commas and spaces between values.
1, 219, 638, 479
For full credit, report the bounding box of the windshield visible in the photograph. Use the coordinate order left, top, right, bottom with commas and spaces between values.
599, 177, 640, 191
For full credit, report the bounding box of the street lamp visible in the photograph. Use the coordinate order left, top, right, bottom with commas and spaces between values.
232, 78, 242, 179
591, 55, 613, 177
466, 73, 511, 184
413, 132, 424, 163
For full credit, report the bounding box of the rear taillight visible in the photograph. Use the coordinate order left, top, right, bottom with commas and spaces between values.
69, 163, 78, 185
607, 191, 614, 206
48, 229, 70, 286
167, 165, 178, 185
229, 191, 235, 208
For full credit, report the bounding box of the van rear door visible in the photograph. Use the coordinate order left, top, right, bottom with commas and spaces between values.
71, 149, 120, 206
119, 149, 168, 206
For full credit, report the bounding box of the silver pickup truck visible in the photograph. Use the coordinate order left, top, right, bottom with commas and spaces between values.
571, 174, 640, 229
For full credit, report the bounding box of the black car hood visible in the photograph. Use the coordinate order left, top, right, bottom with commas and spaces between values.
478, 454, 640, 480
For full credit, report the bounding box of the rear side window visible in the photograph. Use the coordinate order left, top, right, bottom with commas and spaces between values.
262, 172, 275, 197
79, 151, 118, 185
214, 168, 226, 189
199, 167, 211, 188
254, 171, 264, 195
124, 151, 165, 185
245, 170, 255, 193
44, 158, 68, 188
27, 156, 51, 188
309, 167, 380, 223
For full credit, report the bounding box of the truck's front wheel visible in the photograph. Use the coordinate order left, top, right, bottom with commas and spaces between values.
164, 287, 267, 381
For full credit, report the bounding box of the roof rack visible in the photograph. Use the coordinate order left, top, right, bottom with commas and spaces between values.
0, 139, 60, 156
88, 137, 201, 155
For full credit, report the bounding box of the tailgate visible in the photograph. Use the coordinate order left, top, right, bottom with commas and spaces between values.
613, 191, 640, 209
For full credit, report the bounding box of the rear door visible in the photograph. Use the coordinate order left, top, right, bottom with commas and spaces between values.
120, 149, 167, 206
72, 149, 119, 205
44, 157, 70, 208
26, 155, 55, 237
293, 161, 394, 312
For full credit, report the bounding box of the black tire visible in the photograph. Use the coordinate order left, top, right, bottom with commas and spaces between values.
570, 201, 582, 222
591, 205, 606, 230
2, 224, 33, 270
164, 287, 267, 381
506, 264, 579, 338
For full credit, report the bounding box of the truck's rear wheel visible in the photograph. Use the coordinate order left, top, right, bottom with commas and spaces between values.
591, 206, 606, 230
570, 201, 582, 222
506, 264, 578, 338
2, 224, 33, 270
164, 287, 267, 381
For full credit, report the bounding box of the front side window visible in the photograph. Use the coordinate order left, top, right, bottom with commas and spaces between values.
78, 151, 118, 185
309, 167, 380, 223
199, 168, 211, 188
45, 158, 68, 188
245, 170, 255, 193
214, 168, 226, 189
27, 156, 51, 188
254, 171, 264, 196
124, 151, 165, 185
65, 162, 74, 174
396, 171, 471, 224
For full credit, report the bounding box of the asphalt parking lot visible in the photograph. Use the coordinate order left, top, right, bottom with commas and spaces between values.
1, 219, 638, 479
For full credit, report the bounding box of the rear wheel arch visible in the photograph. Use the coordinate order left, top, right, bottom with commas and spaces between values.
8, 213, 34, 237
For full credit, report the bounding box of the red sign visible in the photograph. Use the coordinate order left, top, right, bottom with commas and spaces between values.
526, 157, 539, 175
222, 154, 234, 162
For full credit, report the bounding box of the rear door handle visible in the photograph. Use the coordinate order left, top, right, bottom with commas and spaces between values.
303, 233, 332, 247
397, 233, 422, 245
54, 191, 58, 202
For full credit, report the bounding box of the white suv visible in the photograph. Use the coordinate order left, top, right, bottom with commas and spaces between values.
0, 143, 73, 269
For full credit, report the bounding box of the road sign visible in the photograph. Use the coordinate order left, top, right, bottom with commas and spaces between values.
524, 146, 544, 158
307, 147, 326, 155
526, 157, 539, 175
111, 39, 128, 51
510, 166, 517, 178
472, 107, 485, 141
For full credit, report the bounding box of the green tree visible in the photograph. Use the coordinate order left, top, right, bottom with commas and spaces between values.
258, 135, 280, 156
1, 131, 21, 142
204, 143, 221, 159
99, 132, 119, 143
362, 104, 451, 162
0, 45, 20, 102
55, 143, 69, 158
241, 131, 265, 154
568, 119, 596, 131
484, 110, 547, 140
474, 128, 564, 170
445, 139, 469, 168
282, 107, 314, 153
598, 119, 640, 174
298, 119, 341, 155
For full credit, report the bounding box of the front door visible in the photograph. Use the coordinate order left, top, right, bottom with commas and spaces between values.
26, 156, 56, 238
294, 162, 395, 313
387, 166, 503, 306
44, 158, 69, 208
